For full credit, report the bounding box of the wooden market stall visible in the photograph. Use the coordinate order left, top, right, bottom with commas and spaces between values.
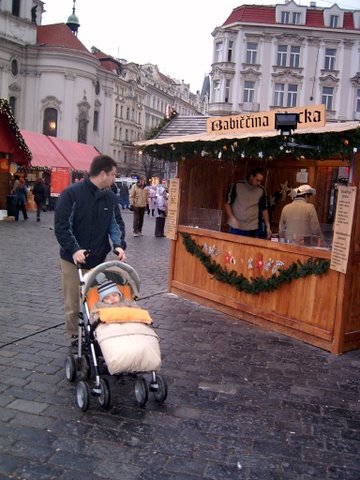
137, 106, 360, 354
0, 99, 32, 211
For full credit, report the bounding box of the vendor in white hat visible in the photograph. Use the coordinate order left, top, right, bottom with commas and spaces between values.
278, 184, 323, 245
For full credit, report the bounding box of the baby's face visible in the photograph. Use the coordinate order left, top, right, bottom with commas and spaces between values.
103, 292, 121, 305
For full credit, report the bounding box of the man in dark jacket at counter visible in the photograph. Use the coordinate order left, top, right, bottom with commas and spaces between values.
54, 154, 126, 341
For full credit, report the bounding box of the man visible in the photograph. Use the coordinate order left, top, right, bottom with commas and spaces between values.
129, 175, 149, 237
278, 184, 323, 245
54, 154, 126, 340
225, 167, 271, 238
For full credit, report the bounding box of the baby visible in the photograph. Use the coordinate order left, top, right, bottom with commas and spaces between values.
97, 280, 123, 305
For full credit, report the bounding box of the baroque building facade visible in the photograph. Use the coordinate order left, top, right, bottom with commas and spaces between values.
209, 1, 360, 121
0, 0, 205, 176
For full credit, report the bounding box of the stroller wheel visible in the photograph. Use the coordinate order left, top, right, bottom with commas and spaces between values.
79, 354, 91, 381
65, 355, 77, 382
98, 378, 111, 410
134, 376, 148, 407
152, 374, 168, 404
76, 381, 90, 412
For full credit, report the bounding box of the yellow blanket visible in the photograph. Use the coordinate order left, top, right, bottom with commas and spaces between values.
96, 307, 153, 325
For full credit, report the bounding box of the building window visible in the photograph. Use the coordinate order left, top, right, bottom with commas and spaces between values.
246, 43, 257, 64
287, 84, 298, 107
243, 81, 255, 103
225, 80, 231, 102
356, 89, 360, 113
290, 46, 300, 68
274, 83, 285, 107
9, 96, 16, 117
125, 129, 128, 142
12, 0, 20, 16
324, 48, 336, 70
120, 105, 123, 118
281, 11, 290, 24
95, 81, 100, 95
115, 104, 119, 117
322, 86, 334, 110
277, 45, 287, 67
215, 41, 223, 62
126, 107, 130, 120
10, 59, 18, 76
213, 80, 221, 102
43, 108, 58, 137
292, 12, 301, 24
93, 111, 99, 132
227, 41, 233, 62
330, 15, 338, 28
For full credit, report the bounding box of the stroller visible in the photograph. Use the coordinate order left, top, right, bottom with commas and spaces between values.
64, 260, 168, 411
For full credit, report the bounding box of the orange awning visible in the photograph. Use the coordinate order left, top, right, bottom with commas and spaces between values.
49, 137, 99, 172
21, 130, 71, 168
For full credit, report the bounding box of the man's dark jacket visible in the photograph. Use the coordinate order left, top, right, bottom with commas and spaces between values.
54, 177, 126, 269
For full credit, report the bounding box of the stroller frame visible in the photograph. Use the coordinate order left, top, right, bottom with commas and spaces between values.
64, 260, 167, 411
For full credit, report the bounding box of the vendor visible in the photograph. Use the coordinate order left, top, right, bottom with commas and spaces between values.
278, 184, 323, 245
225, 167, 271, 238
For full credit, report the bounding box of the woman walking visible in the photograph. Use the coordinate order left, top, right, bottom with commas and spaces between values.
13, 178, 28, 221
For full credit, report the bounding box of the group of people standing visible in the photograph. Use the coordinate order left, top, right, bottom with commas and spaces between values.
128, 176, 168, 238
12, 175, 50, 222
225, 167, 323, 245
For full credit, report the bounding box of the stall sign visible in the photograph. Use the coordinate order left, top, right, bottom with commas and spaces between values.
207, 104, 326, 135
330, 186, 357, 274
51, 167, 70, 195
166, 178, 181, 240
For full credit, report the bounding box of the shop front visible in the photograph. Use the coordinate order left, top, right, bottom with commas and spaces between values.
137, 106, 360, 354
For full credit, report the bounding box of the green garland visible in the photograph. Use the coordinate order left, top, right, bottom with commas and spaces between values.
182, 233, 330, 295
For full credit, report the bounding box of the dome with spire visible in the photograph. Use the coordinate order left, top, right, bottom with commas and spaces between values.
66, 0, 80, 35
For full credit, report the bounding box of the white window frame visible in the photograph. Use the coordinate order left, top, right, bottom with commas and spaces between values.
246, 42, 257, 64
324, 48, 336, 70
277, 45, 287, 67
225, 80, 231, 103
290, 46, 300, 67
213, 80, 221, 102
281, 11, 290, 24
215, 42, 223, 62
243, 81, 255, 103
292, 12, 301, 24
274, 83, 285, 107
330, 15, 338, 28
287, 84, 298, 107
227, 41, 233, 62
322, 86, 334, 110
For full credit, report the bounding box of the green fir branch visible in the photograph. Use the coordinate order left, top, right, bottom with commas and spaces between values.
181, 233, 330, 295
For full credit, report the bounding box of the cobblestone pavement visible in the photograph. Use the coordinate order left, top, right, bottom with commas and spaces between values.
0, 209, 359, 480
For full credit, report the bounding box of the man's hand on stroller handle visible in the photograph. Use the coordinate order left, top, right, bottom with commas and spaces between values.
113, 247, 126, 262
73, 249, 89, 265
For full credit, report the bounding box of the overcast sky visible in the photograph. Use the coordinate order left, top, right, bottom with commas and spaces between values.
42, 0, 359, 94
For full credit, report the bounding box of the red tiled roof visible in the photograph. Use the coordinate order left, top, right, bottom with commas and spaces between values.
223, 5, 357, 30
37, 24, 89, 52
223, 6, 275, 25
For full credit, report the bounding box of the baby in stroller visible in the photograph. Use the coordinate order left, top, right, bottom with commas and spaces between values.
65, 260, 167, 411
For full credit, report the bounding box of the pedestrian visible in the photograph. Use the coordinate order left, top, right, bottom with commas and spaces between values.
225, 166, 271, 239
54, 154, 127, 342
129, 175, 149, 237
155, 187, 168, 237
43, 180, 50, 211
32, 177, 46, 221
278, 184, 323, 245
13, 177, 28, 221
148, 185, 157, 216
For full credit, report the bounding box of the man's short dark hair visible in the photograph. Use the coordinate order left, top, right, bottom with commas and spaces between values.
89, 155, 117, 177
247, 166, 265, 180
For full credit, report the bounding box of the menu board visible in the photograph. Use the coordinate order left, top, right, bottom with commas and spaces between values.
330, 186, 357, 274
166, 178, 181, 240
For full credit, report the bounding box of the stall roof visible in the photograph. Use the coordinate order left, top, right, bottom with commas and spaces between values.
0, 100, 32, 165
21, 130, 70, 168
48, 137, 99, 172
135, 117, 360, 147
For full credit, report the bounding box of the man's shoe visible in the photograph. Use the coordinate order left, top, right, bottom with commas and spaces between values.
133, 233, 140, 237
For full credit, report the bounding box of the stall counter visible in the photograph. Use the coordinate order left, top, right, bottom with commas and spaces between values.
169, 226, 349, 353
